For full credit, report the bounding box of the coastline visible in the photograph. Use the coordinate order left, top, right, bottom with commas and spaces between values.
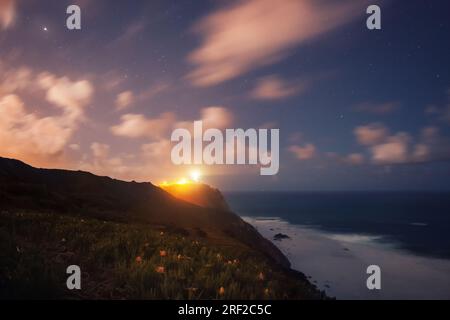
243, 216, 450, 300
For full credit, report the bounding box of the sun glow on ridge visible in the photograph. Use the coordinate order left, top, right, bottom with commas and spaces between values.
158, 170, 202, 188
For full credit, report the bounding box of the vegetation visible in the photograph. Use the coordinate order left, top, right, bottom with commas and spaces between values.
0, 211, 323, 300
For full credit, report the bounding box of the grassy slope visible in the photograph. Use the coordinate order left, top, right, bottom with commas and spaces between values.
0, 157, 291, 268
0, 211, 324, 300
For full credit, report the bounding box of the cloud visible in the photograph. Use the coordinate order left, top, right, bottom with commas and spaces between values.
325, 152, 365, 166
113, 84, 170, 111
186, 0, 362, 86
370, 133, 411, 164
141, 139, 172, 164
0, 65, 94, 167
345, 153, 365, 165
99, 70, 127, 91
115, 90, 135, 110
38, 73, 94, 122
289, 144, 316, 160
111, 112, 176, 140
138, 82, 170, 102
111, 106, 234, 141
77, 139, 180, 183
353, 101, 400, 115
411, 127, 450, 163
200, 106, 233, 129
0, 95, 73, 165
0, 65, 94, 121
354, 123, 413, 165
78, 143, 131, 177
69, 144, 81, 151
0, 66, 34, 95
250, 75, 308, 100
90, 142, 110, 158
353, 123, 450, 165
0, 0, 16, 30
354, 123, 389, 146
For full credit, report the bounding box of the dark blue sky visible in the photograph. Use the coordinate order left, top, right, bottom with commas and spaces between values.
0, 0, 449, 191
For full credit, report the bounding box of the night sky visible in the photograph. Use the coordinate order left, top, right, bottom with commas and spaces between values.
1, 0, 450, 191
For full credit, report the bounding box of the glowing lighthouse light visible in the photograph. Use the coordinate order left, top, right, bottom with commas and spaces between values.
190, 170, 201, 183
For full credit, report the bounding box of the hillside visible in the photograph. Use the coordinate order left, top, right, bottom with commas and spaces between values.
0, 157, 323, 299
160, 182, 230, 211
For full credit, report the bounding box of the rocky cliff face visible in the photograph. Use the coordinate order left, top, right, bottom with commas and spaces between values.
160, 183, 230, 211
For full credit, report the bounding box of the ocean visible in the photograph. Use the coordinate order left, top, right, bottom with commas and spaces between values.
225, 191, 450, 299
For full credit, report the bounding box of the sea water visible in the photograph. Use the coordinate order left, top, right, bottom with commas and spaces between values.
225, 191, 450, 299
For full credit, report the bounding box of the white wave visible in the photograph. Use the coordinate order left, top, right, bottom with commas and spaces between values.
410, 222, 428, 227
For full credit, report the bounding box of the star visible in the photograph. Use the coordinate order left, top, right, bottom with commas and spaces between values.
43, 26, 48, 31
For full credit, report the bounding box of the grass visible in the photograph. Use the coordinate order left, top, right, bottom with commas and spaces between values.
0, 210, 323, 300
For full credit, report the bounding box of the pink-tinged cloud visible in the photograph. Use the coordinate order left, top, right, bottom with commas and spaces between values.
250, 75, 308, 100
0, 95, 72, 166
113, 84, 170, 111
354, 123, 389, 146
355, 124, 450, 165
370, 133, 411, 164
0, 66, 33, 95
412, 127, 450, 163
187, 0, 363, 86
345, 153, 365, 165
0, 0, 16, 30
141, 139, 172, 161
90, 142, 110, 158
137, 83, 170, 102
111, 106, 234, 141
115, 90, 135, 110
38, 73, 94, 123
111, 112, 176, 140
0, 66, 94, 167
69, 144, 80, 151
289, 144, 316, 160
78, 139, 185, 184
1, 66, 94, 119
174, 106, 234, 133
200, 106, 233, 129
78, 142, 131, 178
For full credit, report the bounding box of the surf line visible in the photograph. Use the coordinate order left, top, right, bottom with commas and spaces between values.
171, 120, 279, 176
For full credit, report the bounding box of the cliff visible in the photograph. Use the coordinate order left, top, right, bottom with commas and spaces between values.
160, 182, 230, 211
0, 156, 323, 299
0, 157, 287, 267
